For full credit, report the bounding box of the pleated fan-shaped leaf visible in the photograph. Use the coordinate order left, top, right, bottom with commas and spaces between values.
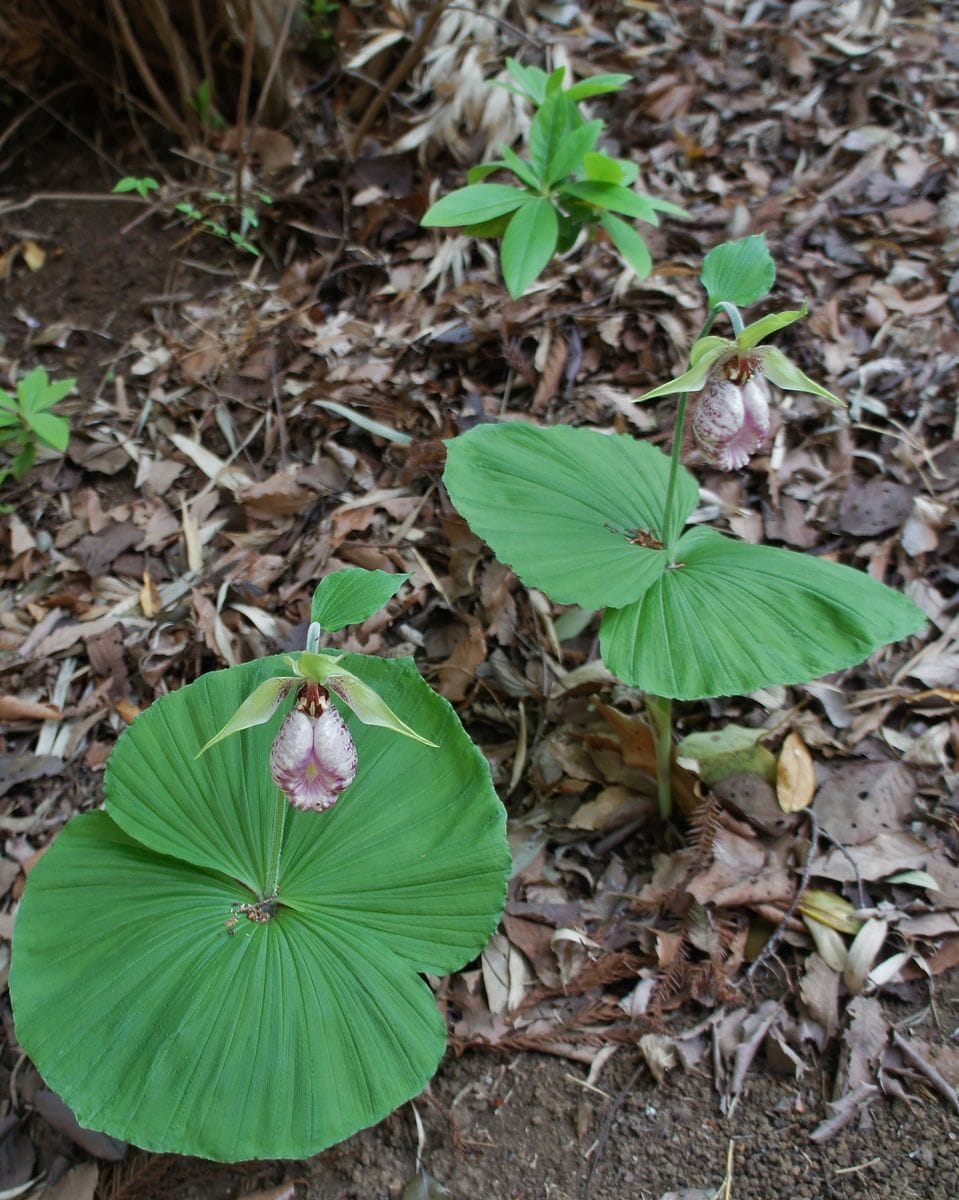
442, 422, 699, 608
599, 526, 926, 700
11, 654, 510, 1162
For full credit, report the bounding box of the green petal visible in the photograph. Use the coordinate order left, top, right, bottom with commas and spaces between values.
689, 335, 731, 366
196, 675, 298, 756
761, 346, 844, 405
737, 304, 808, 351
635, 346, 726, 401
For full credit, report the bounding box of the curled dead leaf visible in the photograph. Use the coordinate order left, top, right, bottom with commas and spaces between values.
0, 696, 61, 722
777, 731, 816, 812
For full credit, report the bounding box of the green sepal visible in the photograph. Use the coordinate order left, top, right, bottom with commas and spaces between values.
737, 305, 808, 350
195, 674, 298, 756
760, 346, 844, 405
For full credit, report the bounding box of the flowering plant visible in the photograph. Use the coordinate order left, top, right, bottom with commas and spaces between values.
439, 236, 925, 815
11, 569, 510, 1161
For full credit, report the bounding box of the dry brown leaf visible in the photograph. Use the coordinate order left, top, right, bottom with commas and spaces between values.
777, 731, 816, 812
0, 696, 60, 722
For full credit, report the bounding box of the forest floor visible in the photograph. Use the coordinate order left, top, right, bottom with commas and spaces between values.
1, 2, 958, 1198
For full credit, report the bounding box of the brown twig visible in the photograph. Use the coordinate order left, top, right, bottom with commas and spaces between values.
103, 0, 192, 142
747, 808, 819, 978
349, 0, 453, 157
581, 1060, 643, 1200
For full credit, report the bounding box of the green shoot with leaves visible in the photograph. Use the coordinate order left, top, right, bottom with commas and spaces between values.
0, 365, 74, 493
421, 58, 684, 298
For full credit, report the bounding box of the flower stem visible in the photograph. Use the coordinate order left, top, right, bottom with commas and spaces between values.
267, 788, 288, 899
645, 694, 674, 820
661, 390, 689, 558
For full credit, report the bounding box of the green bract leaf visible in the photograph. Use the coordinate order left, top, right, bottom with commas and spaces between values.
501, 199, 559, 297
599, 526, 926, 700
599, 211, 652, 278
421, 184, 529, 228
701, 235, 776, 308
11, 654, 509, 1161
467, 161, 509, 184
443, 423, 698, 607
544, 119, 603, 186
311, 568, 409, 632
560, 181, 658, 224
565, 73, 632, 101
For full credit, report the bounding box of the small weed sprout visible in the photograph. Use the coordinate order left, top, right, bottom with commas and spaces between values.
0, 365, 74, 495
113, 176, 272, 256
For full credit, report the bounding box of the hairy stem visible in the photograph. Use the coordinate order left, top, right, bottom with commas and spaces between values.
645, 694, 674, 820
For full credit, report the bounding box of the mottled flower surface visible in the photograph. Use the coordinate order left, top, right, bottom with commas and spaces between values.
270, 685, 358, 811
693, 377, 770, 470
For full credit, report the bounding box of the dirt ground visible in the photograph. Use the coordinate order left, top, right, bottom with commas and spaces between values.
2, 5, 958, 1199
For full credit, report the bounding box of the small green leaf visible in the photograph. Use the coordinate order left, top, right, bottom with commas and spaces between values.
500, 199, 559, 298
9, 442, 35, 480
422, 184, 530, 228
195, 675, 297, 756
545, 66, 566, 96
499, 145, 541, 189
529, 94, 579, 176
599, 212, 652, 279
885, 870, 940, 891
560, 182, 658, 224
544, 119, 603, 186
565, 74, 632, 101
505, 58, 549, 105
463, 215, 513, 238
701, 235, 776, 308
643, 193, 686, 218
24, 411, 69, 452
311, 568, 410, 632
467, 162, 508, 184
18, 367, 74, 412
582, 152, 625, 184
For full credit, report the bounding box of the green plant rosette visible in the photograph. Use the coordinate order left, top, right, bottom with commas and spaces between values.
11, 653, 510, 1162
443, 423, 926, 700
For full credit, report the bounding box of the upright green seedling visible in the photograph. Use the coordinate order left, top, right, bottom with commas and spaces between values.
11, 569, 510, 1161
0, 365, 74, 494
441, 236, 925, 815
421, 58, 684, 297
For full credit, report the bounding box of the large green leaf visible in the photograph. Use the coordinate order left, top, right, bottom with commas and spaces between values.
600, 526, 926, 700
11, 654, 509, 1161
443, 423, 698, 608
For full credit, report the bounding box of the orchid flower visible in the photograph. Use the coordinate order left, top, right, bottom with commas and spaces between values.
636, 304, 843, 406
196, 652, 436, 812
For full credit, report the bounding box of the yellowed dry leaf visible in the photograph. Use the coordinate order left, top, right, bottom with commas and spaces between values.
777, 730, 816, 812
140, 571, 162, 619
23, 240, 46, 271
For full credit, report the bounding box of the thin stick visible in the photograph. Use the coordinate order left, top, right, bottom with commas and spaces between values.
747, 809, 819, 978
103, 0, 192, 142
234, 0, 258, 207
252, 0, 299, 127
581, 1061, 643, 1200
